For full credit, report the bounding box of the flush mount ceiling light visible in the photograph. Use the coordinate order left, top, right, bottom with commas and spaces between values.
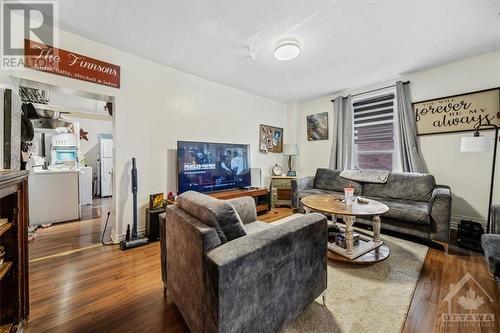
274, 39, 301, 61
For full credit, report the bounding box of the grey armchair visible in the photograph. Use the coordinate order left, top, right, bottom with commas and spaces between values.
481, 204, 500, 279
160, 191, 327, 333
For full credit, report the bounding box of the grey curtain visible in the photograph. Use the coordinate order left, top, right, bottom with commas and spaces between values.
329, 95, 353, 170
396, 81, 425, 172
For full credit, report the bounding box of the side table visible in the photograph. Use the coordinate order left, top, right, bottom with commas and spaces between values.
270, 176, 295, 208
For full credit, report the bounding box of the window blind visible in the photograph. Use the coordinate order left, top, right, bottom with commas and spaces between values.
353, 93, 395, 144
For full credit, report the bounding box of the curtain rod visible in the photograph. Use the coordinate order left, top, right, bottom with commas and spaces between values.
330, 80, 410, 102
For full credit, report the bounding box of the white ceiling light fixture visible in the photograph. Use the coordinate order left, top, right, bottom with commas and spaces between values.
274, 39, 301, 61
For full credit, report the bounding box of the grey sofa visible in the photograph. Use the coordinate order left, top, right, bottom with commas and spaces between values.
292, 168, 451, 245
160, 191, 327, 333
481, 204, 500, 279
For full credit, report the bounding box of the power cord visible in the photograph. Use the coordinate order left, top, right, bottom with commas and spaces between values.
101, 211, 115, 246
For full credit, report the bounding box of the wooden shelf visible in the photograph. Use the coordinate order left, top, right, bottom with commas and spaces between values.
0, 222, 12, 237
208, 188, 269, 200
0, 323, 13, 333
0, 261, 13, 281
0, 170, 29, 330
207, 188, 270, 214
256, 204, 269, 213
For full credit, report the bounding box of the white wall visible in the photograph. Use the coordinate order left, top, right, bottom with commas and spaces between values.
0, 29, 287, 241
292, 50, 500, 224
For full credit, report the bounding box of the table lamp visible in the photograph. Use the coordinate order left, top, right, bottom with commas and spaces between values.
460, 124, 498, 233
284, 143, 299, 177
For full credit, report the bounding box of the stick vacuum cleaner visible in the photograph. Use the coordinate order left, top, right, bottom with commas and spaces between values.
120, 157, 149, 250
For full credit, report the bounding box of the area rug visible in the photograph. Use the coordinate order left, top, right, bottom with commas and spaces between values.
281, 228, 428, 333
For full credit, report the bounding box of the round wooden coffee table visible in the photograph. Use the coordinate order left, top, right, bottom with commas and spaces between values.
301, 195, 389, 262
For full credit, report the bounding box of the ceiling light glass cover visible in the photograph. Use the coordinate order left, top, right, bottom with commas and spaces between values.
274, 39, 301, 61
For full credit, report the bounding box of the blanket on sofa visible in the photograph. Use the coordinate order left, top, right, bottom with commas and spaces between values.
340, 169, 391, 184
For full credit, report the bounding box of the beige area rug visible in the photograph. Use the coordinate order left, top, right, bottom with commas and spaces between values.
282, 228, 428, 333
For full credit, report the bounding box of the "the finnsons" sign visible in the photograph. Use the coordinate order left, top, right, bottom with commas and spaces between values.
24, 39, 120, 88
413, 88, 500, 135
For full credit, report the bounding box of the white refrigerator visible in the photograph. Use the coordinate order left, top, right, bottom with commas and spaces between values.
100, 138, 113, 197
79, 166, 93, 205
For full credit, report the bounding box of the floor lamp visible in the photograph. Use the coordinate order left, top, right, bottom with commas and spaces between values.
460, 124, 499, 233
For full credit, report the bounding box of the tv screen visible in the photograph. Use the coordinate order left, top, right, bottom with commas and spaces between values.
177, 141, 251, 193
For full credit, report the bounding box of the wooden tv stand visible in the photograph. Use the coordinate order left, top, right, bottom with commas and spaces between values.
208, 188, 270, 214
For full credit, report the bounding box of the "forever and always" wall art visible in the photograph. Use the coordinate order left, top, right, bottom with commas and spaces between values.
413, 88, 500, 135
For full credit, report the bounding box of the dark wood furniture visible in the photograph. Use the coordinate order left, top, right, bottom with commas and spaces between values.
0, 170, 29, 333
146, 207, 165, 242
208, 188, 270, 214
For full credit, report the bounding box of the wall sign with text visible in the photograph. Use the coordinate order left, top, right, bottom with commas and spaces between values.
413, 88, 500, 135
24, 39, 121, 88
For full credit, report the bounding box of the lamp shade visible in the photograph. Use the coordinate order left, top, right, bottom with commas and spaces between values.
460, 135, 491, 152
283, 143, 299, 156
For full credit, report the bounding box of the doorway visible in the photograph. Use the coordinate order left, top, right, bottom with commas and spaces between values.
13, 79, 116, 261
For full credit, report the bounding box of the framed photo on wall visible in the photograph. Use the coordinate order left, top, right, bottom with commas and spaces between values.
259, 124, 283, 153
307, 112, 329, 141
413, 88, 500, 135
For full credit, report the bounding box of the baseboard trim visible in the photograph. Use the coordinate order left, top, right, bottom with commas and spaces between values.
111, 227, 146, 243
450, 214, 487, 230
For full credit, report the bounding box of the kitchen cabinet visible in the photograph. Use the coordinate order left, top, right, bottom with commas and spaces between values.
29, 170, 80, 225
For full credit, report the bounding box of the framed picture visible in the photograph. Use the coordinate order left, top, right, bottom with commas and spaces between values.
413, 88, 500, 135
307, 112, 329, 141
259, 124, 283, 153
149, 193, 165, 210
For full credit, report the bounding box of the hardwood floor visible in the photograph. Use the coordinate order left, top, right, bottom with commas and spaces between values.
26, 207, 500, 333
29, 198, 113, 260
27, 243, 188, 333
404, 244, 500, 333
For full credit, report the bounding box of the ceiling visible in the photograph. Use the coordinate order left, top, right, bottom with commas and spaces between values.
47, 0, 500, 102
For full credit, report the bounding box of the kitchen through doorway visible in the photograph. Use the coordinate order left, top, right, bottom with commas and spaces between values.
12, 80, 116, 260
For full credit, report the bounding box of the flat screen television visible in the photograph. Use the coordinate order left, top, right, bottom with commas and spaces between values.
177, 141, 251, 193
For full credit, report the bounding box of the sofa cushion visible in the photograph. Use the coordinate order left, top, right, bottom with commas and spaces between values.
481, 234, 500, 277
367, 196, 430, 224
314, 168, 362, 194
355, 215, 431, 238
270, 213, 308, 226
363, 172, 435, 202
298, 189, 342, 199
243, 221, 273, 234
227, 196, 257, 225
177, 191, 246, 243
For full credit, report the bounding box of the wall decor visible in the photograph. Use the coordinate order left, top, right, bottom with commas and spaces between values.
307, 112, 329, 140
413, 88, 500, 135
149, 193, 165, 210
24, 39, 121, 88
79, 128, 89, 141
259, 124, 283, 153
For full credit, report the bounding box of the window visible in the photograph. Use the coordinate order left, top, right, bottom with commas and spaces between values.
352, 90, 400, 171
